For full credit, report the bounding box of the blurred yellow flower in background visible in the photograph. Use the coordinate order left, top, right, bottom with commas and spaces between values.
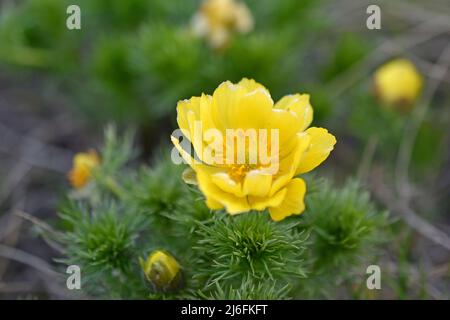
191, 0, 254, 50
68, 150, 100, 189
373, 58, 423, 110
171, 78, 336, 221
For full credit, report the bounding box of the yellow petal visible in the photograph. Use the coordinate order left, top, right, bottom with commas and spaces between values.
266, 109, 301, 159
296, 127, 336, 175
211, 172, 244, 197
176, 94, 216, 162
170, 135, 196, 167
211, 80, 273, 131
269, 178, 306, 221
275, 94, 313, 131
242, 170, 272, 197
176, 96, 200, 140
196, 165, 250, 214
210, 81, 244, 132
206, 197, 224, 210
248, 187, 287, 211
238, 78, 268, 94
233, 88, 273, 129
269, 132, 310, 196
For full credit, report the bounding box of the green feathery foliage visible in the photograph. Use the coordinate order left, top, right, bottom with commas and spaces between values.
293, 177, 389, 298
58, 201, 149, 298
51, 128, 388, 299
193, 213, 307, 286
303, 177, 388, 272
204, 279, 292, 300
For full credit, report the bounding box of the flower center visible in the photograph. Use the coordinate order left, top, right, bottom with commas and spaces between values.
227, 164, 254, 182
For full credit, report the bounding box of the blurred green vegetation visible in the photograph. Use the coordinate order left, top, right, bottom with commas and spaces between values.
0, 0, 324, 126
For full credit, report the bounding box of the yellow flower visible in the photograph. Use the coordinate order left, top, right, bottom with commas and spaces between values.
373, 58, 423, 110
171, 78, 336, 221
68, 150, 100, 189
191, 0, 253, 50
139, 250, 183, 291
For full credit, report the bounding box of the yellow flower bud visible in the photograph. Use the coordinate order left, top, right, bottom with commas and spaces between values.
139, 250, 183, 291
373, 58, 423, 111
68, 150, 100, 189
